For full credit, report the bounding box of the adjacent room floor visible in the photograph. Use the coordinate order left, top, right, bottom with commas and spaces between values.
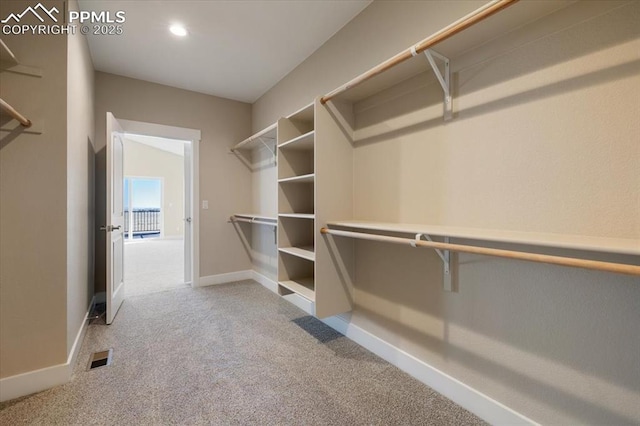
0, 281, 484, 425
124, 238, 186, 297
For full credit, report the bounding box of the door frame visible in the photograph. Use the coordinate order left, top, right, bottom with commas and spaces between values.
119, 119, 201, 286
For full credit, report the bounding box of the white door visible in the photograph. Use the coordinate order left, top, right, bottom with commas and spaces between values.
183, 142, 192, 284
106, 112, 125, 324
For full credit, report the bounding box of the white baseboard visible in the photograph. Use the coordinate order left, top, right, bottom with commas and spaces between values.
67, 296, 94, 370
0, 296, 93, 403
251, 270, 278, 293
0, 362, 69, 403
321, 315, 536, 426
197, 270, 253, 287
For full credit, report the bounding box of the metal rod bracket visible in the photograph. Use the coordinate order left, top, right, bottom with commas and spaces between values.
257, 136, 277, 162
415, 233, 452, 291
423, 49, 452, 121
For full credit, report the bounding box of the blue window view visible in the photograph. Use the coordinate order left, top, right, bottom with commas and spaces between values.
132, 179, 161, 208
124, 178, 162, 239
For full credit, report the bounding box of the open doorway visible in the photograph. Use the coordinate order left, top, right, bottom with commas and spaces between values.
123, 134, 189, 297
99, 114, 200, 323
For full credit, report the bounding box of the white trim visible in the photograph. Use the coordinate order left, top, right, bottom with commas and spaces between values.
115, 118, 200, 289
191, 139, 200, 287
0, 297, 93, 402
251, 270, 278, 293
0, 362, 69, 403
119, 119, 201, 142
197, 270, 253, 287
320, 315, 537, 426
67, 296, 93, 371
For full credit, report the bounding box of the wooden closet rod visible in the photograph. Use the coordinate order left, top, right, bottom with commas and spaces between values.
231, 123, 277, 152
320, 228, 640, 276
0, 98, 31, 127
320, 0, 518, 104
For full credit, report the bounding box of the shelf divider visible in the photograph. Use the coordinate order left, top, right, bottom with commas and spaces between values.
279, 246, 315, 262
278, 130, 314, 150
279, 278, 315, 302
278, 173, 314, 184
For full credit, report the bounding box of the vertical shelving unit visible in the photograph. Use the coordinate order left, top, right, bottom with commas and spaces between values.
275, 99, 357, 318
230, 104, 353, 316
277, 104, 316, 302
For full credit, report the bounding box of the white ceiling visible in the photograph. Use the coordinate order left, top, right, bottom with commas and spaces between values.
79, 0, 371, 103
125, 134, 186, 156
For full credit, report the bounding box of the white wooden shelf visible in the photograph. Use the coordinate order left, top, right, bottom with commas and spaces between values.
277, 102, 319, 310
279, 246, 315, 262
326, 221, 640, 256
231, 122, 277, 151
278, 173, 314, 184
279, 278, 315, 302
278, 130, 314, 150
279, 213, 315, 220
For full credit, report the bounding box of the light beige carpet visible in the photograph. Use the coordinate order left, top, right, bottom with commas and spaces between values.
0, 281, 486, 425
124, 238, 187, 297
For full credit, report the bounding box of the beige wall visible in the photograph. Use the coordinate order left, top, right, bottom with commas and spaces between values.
94, 72, 252, 291
66, 0, 95, 357
0, 1, 68, 378
252, 1, 640, 424
0, 0, 78, 378
124, 139, 184, 238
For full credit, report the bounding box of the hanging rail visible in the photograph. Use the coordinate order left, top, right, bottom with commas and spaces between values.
320, 228, 640, 276
320, 0, 519, 104
229, 215, 277, 227
0, 98, 31, 127
230, 122, 277, 153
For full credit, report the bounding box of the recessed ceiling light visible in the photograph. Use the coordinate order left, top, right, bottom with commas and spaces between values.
169, 25, 188, 37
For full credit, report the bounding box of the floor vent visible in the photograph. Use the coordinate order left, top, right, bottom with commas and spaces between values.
88, 349, 113, 370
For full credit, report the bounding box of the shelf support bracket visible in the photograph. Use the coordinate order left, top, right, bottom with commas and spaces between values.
413, 233, 452, 292
423, 49, 452, 121
257, 136, 277, 164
